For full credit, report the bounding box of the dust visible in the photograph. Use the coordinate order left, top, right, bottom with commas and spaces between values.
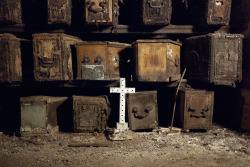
0, 124, 249, 167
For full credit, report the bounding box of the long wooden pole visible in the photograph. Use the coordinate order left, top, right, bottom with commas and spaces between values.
170, 68, 186, 132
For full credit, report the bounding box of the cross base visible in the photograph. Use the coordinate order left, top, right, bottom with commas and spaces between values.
108, 122, 133, 141
115, 122, 129, 132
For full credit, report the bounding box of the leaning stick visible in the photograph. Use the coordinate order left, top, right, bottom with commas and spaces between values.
170, 68, 187, 132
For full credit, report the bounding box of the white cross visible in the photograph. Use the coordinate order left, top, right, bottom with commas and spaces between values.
110, 78, 135, 124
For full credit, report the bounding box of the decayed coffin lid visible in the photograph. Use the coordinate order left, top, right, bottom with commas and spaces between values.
127, 91, 158, 130
33, 33, 82, 82
77, 41, 131, 48
0, 33, 23, 83
20, 96, 68, 105
185, 33, 244, 86
133, 39, 182, 46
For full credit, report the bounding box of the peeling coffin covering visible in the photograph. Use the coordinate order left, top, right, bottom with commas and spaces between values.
127, 91, 158, 131
20, 96, 68, 136
84, 0, 119, 26
132, 39, 181, 82
47, 0, 72, 25
139, 0, 172, 25
188, 0, 232, 25
176, 89, 214, 131
73, 96, 111, 132
184, 33, 243, 87
33, 33, 82, 82
0, 0, 22, 24
0, 33, 22, 83
76, 41, 131, 81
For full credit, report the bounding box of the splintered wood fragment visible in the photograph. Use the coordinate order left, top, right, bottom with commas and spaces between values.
167, 127, 181, 136
68, 142, 111, 147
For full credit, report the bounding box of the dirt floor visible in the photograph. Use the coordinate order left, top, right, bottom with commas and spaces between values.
0, 124, 250, 167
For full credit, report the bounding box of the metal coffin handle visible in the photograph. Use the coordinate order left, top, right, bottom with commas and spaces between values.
132, 106, 153, 119
40, 57, 56, 64
148, 0, 164, 8
188, 106, 209, 118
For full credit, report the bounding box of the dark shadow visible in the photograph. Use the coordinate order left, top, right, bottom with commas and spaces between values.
71, 45, 78, 80
171, 0, 188, 25
213, 86, 243, 130
57, 98, 74, 132
107, 94, 119, 128
119, 46, 133, 80
21, 40, 34, 83
71, 0, 85, 29
21, 0, 48, 32
157, 87, 176, 127
0, 87, 21, 136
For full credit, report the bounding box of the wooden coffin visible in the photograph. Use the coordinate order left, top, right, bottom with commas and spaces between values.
188, 0, 232, 25
73, 96, 111, 132
176, 89, 214, 131
47, 0, 72, 25
20, 96, 68, 135
184, 33, 243, 87
0, 0, 22, 24
0, 33, 22, 83
33, 33, 82, 82
85, 0, 119, 25
140, 0, 172, 25
133, 39, 181, 82
76, 41, 131, 80
127, 91, 158, 130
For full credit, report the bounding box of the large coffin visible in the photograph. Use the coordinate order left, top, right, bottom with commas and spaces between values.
84, 0, 119, 25
184, 33, 243, 87
140, 0, 172, 25
47, 0, 72, 25
127, 91, 158, 130
73, 96, 111, 132
133, 39, 181, 82
0, 33, 22, 83
20, 96, 68, 135
33, 33, 82, 82
76, 41, 131, 80
0, 0, 22, 24
176, 89, 214, 131
188, 0, 232, 25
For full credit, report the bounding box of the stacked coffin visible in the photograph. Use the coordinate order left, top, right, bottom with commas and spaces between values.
76, 42, 131, 80
0, 0, 22, 24
0, 0, 247, 135
0, 34, 22, 83
47, 0, 72, 25
33, 33, 83, 82
187, 0, 232, 26
0, 0, 234, 26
